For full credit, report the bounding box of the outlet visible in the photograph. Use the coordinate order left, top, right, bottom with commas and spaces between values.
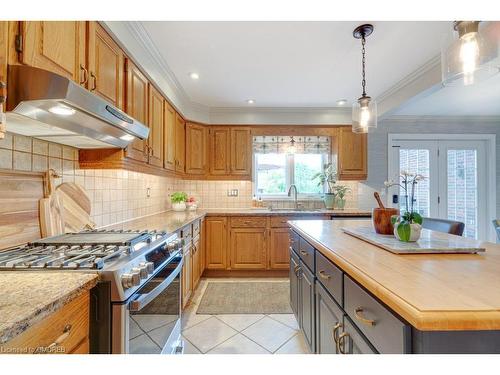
146, 187, 151, 198
227, 189, 239, 197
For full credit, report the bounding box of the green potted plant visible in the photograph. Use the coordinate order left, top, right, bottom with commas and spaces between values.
171, 191, 188, 212
334, 185, 351, 210
313, 163, 337, 209
385, 171, 426, 242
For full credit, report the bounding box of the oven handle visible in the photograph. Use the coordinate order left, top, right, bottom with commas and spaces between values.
128, 257, 184, 312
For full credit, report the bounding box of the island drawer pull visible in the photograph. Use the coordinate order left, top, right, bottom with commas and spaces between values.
300, 250, 308, 256
47, 324, 72, 349
318, 270, 331, 280
354, 307, 376, 326
332, 322, 342, 343
337, 332, 350, 354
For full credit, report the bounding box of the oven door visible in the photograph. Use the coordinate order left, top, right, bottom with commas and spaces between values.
126, 254, 183, 354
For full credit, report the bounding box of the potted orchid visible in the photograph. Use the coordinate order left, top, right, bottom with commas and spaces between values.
384, 171, 426, 242
313, 163, 337, 209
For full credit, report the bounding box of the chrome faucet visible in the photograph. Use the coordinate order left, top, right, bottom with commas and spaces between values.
288, 184, 298, 209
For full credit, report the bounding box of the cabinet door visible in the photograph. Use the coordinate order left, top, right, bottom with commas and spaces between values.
19, 21, 86, 84
163, 101, 176, 171
339, 317, 377, 354
230, 128, 251, 176
147, 84, 164, 167
0, 22, 7, 89
290, 249, 300, 319
186, 122, 207, 175
125, 59, 148, 162
316, 282, 344, 354
338, 127, 367, 180
87, 22, 123, 109
192, 235, 201, 290
205, 217, 227, 269
182, 245, 192, 309
300, 262, 315, 352
230, 228, 267, 270
270, 228, 290, 269
209, 128, 230, 175
175, 113, 185, 173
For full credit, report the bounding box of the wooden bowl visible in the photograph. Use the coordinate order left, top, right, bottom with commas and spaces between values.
372, 207, 399, 235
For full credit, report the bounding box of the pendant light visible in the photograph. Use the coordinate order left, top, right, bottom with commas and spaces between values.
442, 21, 499, 86
352, 24, 377, 134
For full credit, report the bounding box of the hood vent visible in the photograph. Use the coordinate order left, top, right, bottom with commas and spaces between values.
6, 65, 149, 149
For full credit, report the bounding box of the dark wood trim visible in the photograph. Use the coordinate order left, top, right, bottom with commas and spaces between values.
202, 269, 288, 278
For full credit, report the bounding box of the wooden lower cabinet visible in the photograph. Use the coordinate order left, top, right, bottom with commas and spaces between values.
1, 291, 90, 354
229, 228, 267, 270
192, 234, 202, 290
205, 217, 227, 269
269, 228, 290, 269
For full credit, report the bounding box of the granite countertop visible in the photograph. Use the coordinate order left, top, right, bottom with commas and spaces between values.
288, 219, 500, 331
106, 208, 371, 234
0, 272, 98, 344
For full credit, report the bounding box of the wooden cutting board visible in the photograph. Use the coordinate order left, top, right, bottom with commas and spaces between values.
39, 169, 65, 238
0, 170, 45, 250
55, 182, 95, 233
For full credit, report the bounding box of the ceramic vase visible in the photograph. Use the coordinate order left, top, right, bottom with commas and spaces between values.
324, 193, 336, 209
172, 202, 186, 212
336, 197, 346, 210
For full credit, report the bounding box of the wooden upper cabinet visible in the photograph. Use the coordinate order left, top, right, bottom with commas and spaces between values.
230, 128, 252, 176
125, 59, 148, 162
0, 22, 7, 87
163, 101, 176, 171
338, 126, 367, 180
209, 127, 231, 175
19, 21, 86, 84
147, 84, 164, 167
205, 217, 227, 270
185, 122, 207, 175
87, 22, 123, 109
175, 113, 186, 173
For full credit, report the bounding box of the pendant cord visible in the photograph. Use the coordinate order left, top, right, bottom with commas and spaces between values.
361, 34, 367, 97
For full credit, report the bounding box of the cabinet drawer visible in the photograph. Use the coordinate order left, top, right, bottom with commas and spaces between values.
270, 216, 293, 228
341, 316, 377, 354
230, 216, 267, 228
315, 251, 343, 306
344, 275, 410, 354
181, 224, 192, 241
290, 230, 299, 252
298, 238, 315, 272
192, 219, 201, 236
2, 291, 90, 354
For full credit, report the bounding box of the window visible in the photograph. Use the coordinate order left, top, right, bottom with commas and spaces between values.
255, 153, 328, 197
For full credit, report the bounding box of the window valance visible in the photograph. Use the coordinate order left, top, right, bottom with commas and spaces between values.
253, 135, 331, 154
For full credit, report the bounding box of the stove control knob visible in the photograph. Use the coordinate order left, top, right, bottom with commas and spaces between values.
167, 241, 177, 252
138, 263, 149, 279
130, 268, 141, 285
145, 261, 154, 274
121, 272, 140, 289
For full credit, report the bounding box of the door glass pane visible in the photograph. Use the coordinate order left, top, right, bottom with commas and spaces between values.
447, 149, 478, 239
399, 149, 430, 216
255, 153, 287, 195
294, 154, 324, 194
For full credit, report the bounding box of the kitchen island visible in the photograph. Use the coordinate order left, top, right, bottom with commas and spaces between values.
288, 219, 500, 354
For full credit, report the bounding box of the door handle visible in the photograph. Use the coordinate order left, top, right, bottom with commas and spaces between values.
90, 71, 97, 91
337, 332, 350, 354
332, 322, 342, 344
79, 64, 88, 85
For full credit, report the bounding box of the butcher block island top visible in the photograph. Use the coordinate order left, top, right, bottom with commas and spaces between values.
288, 219, 500, 331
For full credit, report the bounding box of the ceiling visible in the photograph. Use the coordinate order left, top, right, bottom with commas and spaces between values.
139, 21, 450, 108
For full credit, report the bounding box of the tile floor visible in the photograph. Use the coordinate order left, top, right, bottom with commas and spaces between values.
181, 278, 311, 354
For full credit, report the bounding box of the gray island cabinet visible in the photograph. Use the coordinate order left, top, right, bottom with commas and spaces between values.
288, 219, 500, 354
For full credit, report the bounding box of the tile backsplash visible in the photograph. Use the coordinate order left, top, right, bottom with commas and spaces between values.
1, 132, 361, 229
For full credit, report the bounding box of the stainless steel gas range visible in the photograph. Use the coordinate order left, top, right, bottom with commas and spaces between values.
0, 229, 184, 354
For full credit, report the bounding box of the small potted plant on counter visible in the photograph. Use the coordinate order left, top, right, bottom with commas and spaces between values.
313, 163, 337, 209
186, 196, 198, 211
385, 171, 426, 242
171, 191, 188, 212
334, 185, 351, 210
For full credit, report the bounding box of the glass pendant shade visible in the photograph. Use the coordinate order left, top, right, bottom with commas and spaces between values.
441, 21, 499, 86
352, 96, 377, 133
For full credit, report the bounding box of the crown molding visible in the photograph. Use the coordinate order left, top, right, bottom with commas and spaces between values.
382, 115, 500, 124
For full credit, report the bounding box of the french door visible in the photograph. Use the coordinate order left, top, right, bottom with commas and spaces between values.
389, 136, 492, 240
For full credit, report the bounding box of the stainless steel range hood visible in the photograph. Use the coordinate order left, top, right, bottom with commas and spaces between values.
6, 65, 149, 149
